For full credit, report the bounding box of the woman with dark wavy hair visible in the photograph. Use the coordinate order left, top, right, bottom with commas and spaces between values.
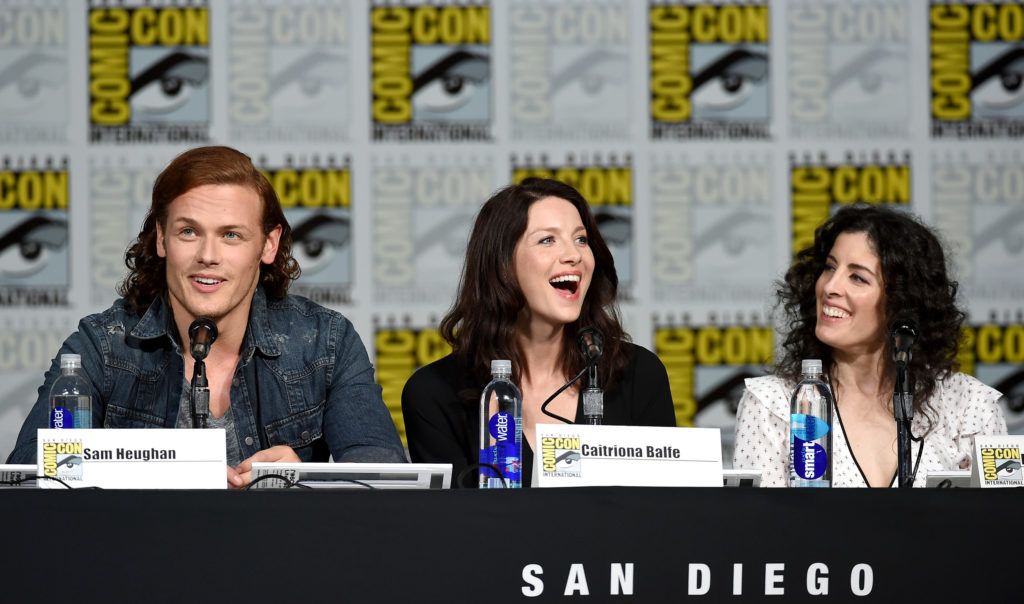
402, 178, 675, 486
734, 204, 1006, 487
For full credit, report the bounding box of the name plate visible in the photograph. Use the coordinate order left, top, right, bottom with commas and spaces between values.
36, 428, 227, 489
972, 435, 1024, 488
533, 424, 722, 488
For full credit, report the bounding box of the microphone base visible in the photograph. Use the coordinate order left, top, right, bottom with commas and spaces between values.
584, 416, 603, 426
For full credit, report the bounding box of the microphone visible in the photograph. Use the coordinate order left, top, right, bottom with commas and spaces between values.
577, 328, 605, 425
891, 319, 918, 366
188, 317, 218, 361
187, 318, 217, 429
578, 327, 604, 362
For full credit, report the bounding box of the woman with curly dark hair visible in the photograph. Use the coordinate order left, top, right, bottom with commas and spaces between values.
402, 178, 676, 486
733, 204, 1006, 487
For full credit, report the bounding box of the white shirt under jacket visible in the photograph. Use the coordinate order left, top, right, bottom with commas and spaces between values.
732, 373, 1008, 488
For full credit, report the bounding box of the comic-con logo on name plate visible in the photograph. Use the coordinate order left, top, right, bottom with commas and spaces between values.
88, 0, 210, 144
374, 319, 451, 446
649, 1, 770, 140
788, 1, 911, 138
511, 153, 634, 298
228, 0, 351, 142
0, 3, 70, 143
260, 154, 352, 306
930, 2, 1024, 138
508, 1, 632, 140
541, 435, 582, 477
979, 444, 1023, 485
41, 440, 84, 481
790, 151, 912, 256
0, 157, 70, 308
370, 1, 492, 142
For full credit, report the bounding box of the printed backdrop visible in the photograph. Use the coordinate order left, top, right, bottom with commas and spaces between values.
1, 0, 1023, 462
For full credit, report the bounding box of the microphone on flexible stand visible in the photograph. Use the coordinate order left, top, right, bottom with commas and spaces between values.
890, 318, 918, 488
539, 328, 605, 425
578, 327, 605, 425
188, 318, 218, 429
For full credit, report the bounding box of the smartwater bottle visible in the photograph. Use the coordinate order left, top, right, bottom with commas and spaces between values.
789, 359, 833, 487
49, 354, 92, 429
479, 360, 523, 488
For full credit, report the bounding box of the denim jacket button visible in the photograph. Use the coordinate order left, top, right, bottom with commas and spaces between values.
301, 430, 311, 441
244, 436, 254, 446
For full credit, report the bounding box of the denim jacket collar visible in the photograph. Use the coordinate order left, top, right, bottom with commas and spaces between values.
128, 287, 282, 358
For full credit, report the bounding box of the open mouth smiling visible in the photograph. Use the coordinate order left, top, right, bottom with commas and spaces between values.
549, 274, 580, 296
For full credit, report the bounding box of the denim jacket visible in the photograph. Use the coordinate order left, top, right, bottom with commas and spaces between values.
8, 288, 406, 465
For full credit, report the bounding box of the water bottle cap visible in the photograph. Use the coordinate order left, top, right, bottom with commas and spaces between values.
490, 360, 511, 375
801, 359, 822, 374
60, 354, 82, 369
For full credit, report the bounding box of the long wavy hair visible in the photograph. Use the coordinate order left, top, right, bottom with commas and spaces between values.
440, 177, 629, 397
777, 204, 965, 423
118, 146, 300, 314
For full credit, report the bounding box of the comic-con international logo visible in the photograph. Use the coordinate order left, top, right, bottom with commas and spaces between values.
541, 435, 582, 478
41, 440, 84, 481
979, 444, 1023, 485
88, 0, 210, 143
0, 2, 69, 143
931, 152, 1024, 305
0, 157, 69, 307
650, 154, 773, 305
228, 0, 350, 142
88, 156, 163, 305
370, 1, 491, 142
0, 319, 68, 456
261, 155, 352, 306
509, 1, 631, 140
373, 157, 492, 304
930, 2, 1024, 138
653, 319, 772, 436
960, 319, 1024, 435
649, 1, 770, 140
511, 154, 634, 297
788, 1, 910, 138
790, 151, 911, 256
375, 321, 452, 445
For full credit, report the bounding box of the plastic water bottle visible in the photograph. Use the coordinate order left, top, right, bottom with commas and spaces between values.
49, 354, 92, 429
479, 360, 523, 488
789, 359, 833, 487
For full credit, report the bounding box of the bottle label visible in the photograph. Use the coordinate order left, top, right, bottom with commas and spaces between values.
49, 406, 74, 429
791, 413, 829, 480
481, 412, 522, 484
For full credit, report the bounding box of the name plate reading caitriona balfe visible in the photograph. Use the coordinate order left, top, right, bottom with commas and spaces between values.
533, 425, 723, 488
35, 428, 227, 489
972, 435, 1024, 488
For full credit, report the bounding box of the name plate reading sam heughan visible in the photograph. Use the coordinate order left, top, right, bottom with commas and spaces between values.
36, 428, 227, 489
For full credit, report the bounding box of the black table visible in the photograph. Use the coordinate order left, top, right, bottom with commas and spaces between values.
1, 487, 1019, 602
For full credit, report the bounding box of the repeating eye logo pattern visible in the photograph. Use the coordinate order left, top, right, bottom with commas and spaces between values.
129, 50, 209, 116
0, 215, 68, 280
0, 52, 66, 116
290, 213, 349, 276
692, 48, 768, 113
270, 50, 345, 111
412, 48, 490, 114
972, 46, 1024, 113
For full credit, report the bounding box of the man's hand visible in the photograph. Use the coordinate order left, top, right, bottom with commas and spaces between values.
230, 445, 301, 489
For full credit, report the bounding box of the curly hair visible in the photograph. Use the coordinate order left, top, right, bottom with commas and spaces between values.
440, 177, 629, 398
118, 146, 300, 315
777, 204, 965, 423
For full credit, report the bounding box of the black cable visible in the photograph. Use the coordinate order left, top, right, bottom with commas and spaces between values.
243, 472, 375, 490
457, 463, 508, 489
539, 363, 591, 424
0, 475, 95, 489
